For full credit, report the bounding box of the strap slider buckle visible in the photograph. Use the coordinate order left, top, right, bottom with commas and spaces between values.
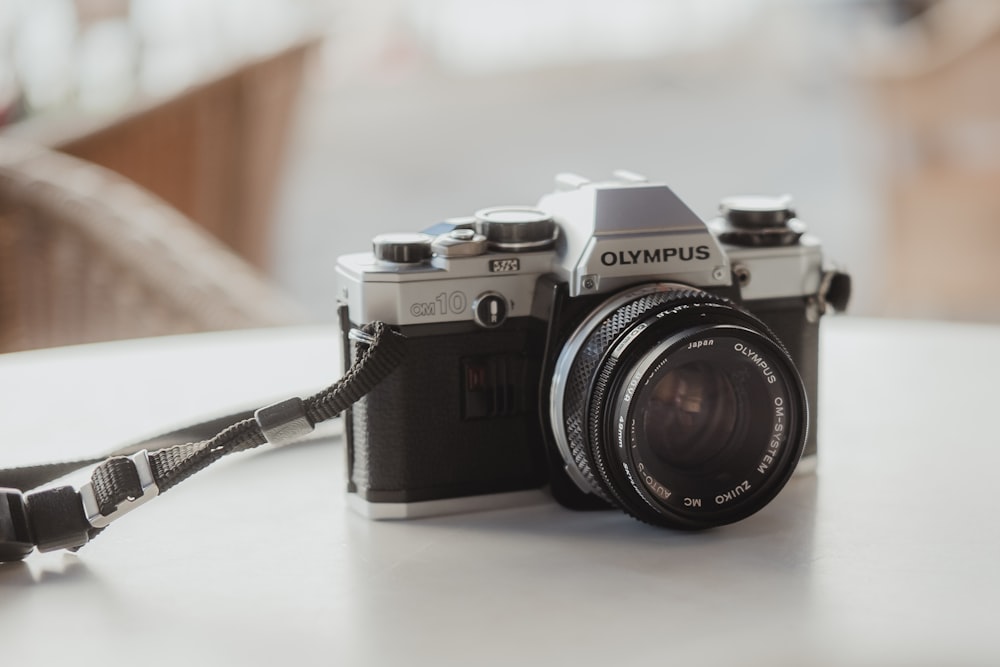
348, 327, 376, 347
80, 450, 159, 528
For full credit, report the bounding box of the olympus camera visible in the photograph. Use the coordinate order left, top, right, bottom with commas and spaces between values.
335, 171, 850, 529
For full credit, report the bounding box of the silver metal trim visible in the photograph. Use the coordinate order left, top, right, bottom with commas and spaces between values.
487, 237, 557, 252
612, 169, 648, 183
80, 450, 159, 529
255, 397, 314, 448
431, 230, 488, 258
718, 235, 823, 301
555, 172, 590, 190
347, 489, 549, 520
793, 454, 817, 476
348, 328, 376, 346
548, 282, 691, 496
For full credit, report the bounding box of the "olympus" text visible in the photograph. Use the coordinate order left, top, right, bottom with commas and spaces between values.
600, 245, 711, 267
733, 342, 777, 384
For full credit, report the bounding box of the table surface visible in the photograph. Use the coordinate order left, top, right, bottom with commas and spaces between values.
0, 317, 997, 666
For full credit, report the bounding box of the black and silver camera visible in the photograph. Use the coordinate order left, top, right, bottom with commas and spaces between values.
336, 171, 849, 529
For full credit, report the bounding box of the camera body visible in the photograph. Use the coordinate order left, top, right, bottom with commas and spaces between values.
336, 172, 848, 526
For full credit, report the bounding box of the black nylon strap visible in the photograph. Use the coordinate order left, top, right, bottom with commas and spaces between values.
0, 409, 259, 491
0, 321, 405, 561
0, 460, 104, 493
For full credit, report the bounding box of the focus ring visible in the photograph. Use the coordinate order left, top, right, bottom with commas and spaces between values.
561, 287, 732, 501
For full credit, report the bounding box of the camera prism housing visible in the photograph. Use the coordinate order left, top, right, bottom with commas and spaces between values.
336, 172, 849, 529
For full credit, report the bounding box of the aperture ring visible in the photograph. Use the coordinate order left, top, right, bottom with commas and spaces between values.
586, 306, 755, 520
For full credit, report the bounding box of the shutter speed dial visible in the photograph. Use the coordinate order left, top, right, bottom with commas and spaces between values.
475, 207, 557, 252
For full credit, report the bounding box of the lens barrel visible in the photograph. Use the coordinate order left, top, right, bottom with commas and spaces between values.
550, 284, 808, 529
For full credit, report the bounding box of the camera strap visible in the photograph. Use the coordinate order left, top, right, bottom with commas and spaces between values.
0, 321, 405, 563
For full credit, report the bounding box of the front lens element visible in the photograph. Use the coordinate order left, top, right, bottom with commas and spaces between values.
612, 330, 800, 525
640, 360, 741, 471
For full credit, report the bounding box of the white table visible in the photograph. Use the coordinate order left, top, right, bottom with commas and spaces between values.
0, 318, 997, 666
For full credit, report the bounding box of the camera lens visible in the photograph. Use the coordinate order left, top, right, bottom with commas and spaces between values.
549, 284, 808, 529
639, 361, 741, 471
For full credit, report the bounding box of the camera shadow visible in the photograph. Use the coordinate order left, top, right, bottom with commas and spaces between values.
0, 553, 92, 587
344, 472, 820, 579
340, 474, 823, 664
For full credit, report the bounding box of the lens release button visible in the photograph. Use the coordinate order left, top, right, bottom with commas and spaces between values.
473, 292, 508, 328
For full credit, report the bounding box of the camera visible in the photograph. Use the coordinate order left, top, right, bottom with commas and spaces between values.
335, 171, 850, 529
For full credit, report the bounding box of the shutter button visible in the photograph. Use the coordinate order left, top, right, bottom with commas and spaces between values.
432, 228, 489, 257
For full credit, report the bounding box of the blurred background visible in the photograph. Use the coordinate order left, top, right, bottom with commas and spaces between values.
3, 0, 1000, 351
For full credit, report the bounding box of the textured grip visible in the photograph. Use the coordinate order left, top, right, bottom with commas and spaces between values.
346, 319, 549, 504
